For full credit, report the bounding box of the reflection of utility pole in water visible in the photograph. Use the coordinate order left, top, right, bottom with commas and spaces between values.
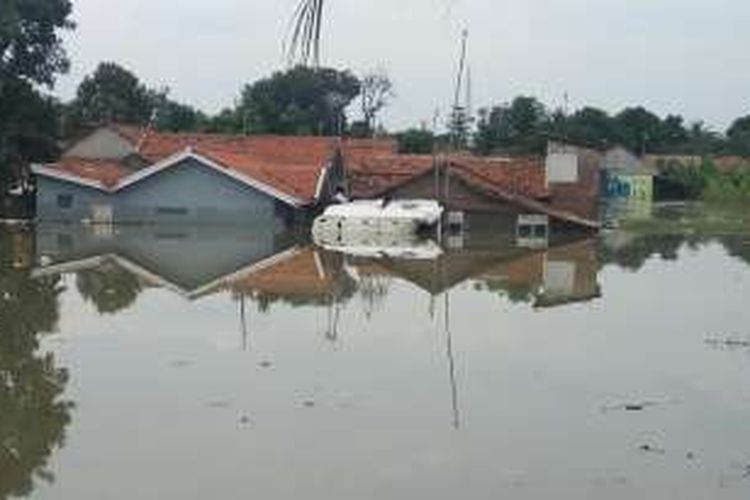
239, 293, 249, 351
444, 290, 460, 430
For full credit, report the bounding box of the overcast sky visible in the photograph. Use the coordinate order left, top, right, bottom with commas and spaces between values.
56, 0, 750, 131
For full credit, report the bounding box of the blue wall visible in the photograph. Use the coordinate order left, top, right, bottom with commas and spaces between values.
36, 158, 300, 226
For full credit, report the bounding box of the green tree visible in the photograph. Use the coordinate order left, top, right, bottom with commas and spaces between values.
65, 62, 154, 129
238, 66, 360, 136
613, 107, 662, 154
565, 107, 616, 148
0, 0, 74, 193
475, 96, 548, 155
726, 115, 750, 156
396, 128, 435, 154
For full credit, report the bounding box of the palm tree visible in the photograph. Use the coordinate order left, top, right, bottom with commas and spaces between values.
289, 0, 325, 66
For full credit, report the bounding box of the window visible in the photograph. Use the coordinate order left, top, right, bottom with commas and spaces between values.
57, 194, 73, 209
155, 207, 188, 216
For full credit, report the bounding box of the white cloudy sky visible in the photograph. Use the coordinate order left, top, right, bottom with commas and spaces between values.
55, 0, 750, 131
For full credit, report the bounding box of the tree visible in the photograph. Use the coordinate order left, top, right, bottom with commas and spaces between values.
565, 107, 617, 148
0, 0, 74, 195
474, 96, 548, 155
396, 128, 435, 154
359, 68, 394, 136
613, 107, 662, 155
0, 0, 74, 87
65, 62, 154, 129
727, 115, 750, 156
238, 65, 360, 136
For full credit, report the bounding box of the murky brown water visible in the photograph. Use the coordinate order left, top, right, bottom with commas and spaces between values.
3, 204, 750, 499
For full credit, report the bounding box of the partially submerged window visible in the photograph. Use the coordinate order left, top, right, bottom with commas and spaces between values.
57, 194, 73, 209
517, 214, 549, 249
155, 207, 188, 216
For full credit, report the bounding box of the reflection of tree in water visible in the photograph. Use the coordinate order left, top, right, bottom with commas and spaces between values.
598, 234, 706, 271
599, 231, 750, 272
0, 229, 72, 499
76, 262, 142, 315
718, 235, 750, 267
476, 279, 538, 305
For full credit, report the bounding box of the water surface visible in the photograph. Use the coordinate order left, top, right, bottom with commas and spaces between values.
3, 204, 750, 499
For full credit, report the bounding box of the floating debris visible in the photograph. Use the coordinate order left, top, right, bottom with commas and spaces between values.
602, 400, 670, 413
638, 443, 666, 455
259, 360, 273, 369
302, 399, 316, 408
170, 360, 192, 368
705, 337, 750, 350
239, 414, 252, 426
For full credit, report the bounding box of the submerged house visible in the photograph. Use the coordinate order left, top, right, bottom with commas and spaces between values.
345, 142, 601, 244
602, 146, 656, 202
32, 125, 395, 226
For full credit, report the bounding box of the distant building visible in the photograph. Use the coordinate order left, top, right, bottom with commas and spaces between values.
32, 125, 395, 225
712, 156, 750, 173
601, 146, 655, 202
643, 154, 702, 173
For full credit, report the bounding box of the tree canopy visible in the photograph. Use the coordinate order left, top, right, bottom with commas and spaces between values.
237, 65, 360, 136
0, 0, 74, 193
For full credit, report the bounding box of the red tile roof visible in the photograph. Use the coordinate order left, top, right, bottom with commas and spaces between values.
46, 158, 134, 188
347, 154, 436, 198
347, 154, 548, 200
37, 125, 398, 205
448, 157, 548, 199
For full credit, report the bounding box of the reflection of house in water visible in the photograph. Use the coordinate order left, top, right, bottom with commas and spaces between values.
31, 221, 601, 314
225, 247, 356, 308
346, 235, 601, 309
32, 223, 308, 302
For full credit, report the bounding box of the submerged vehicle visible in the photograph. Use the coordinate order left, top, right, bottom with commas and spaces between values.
312, 199, 443, 242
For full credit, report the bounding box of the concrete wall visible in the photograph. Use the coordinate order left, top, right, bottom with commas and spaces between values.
64, 128, 135, 159
547, 143, 602, 221
37, 158, 298, 227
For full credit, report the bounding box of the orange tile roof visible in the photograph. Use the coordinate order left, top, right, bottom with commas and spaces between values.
347, 154, 548, 200
49, 158, 134, 188
449, 157, 548, 199
347, 154, 436, 198
39, 125, 397, 205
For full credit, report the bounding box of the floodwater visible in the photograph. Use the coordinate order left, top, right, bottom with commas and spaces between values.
2, 203, 750, 499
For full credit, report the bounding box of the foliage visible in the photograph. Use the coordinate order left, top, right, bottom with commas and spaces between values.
0, 0, 74, 87
0, 0, 73, 193
237, 65, 360, 136
63, 62, 205, 136
703, 167, 750, 203
396, 128, 435, 154
65, 62, 154, 129
726, 115, 750, 156
475, 96, 549, 155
